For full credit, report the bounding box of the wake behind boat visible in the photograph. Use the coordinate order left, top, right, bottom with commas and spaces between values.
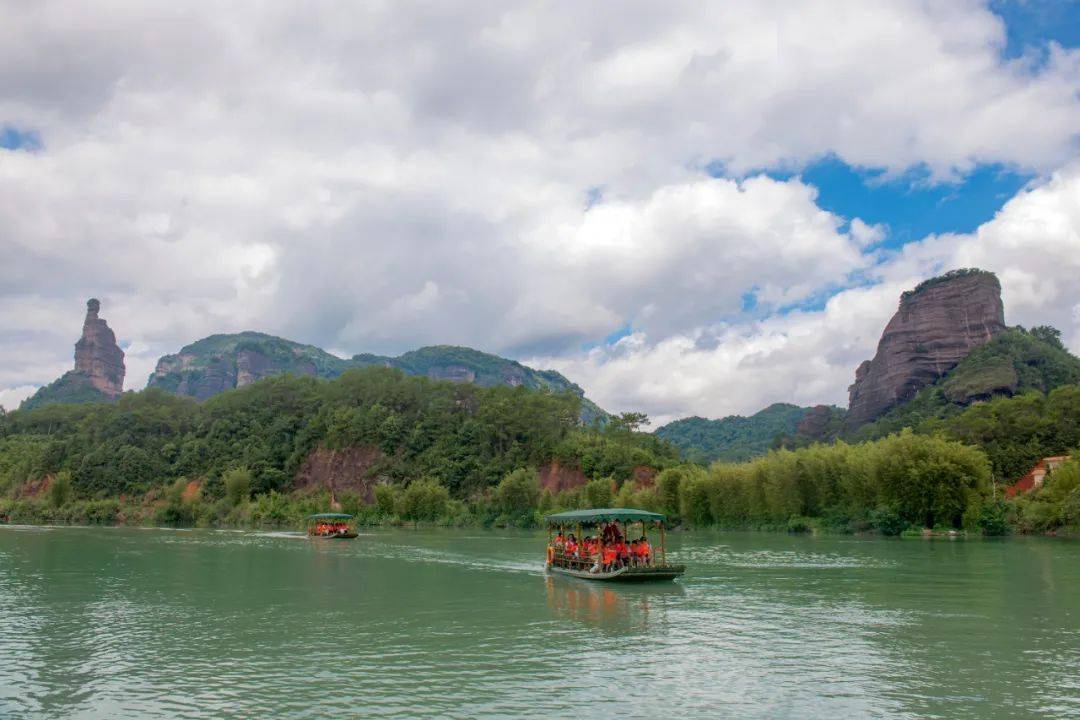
544, 508, 685, 582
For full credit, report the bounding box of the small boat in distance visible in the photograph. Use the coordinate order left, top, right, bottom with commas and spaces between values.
544, 508, 685, 582
307, 513, 358, 539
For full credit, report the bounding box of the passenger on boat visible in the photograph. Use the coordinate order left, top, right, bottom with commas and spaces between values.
601, 522, 622, 545
602, 544, 617, 572
564, 534, 578, 558
617, 538, 630, 567
554, 532, 565, 549
636, 536, 652, 566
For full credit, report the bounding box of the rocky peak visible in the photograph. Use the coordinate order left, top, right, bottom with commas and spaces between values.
19, 298, 126, 411
845, 269, 1005, 430
74, 298, 126, 397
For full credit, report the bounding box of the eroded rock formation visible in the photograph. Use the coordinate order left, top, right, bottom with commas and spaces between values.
845, 270, 1006, 430
294, 445, 385, 501
538, 460, 588, 493
20, 298, 127, 410
74, 298, 125, 397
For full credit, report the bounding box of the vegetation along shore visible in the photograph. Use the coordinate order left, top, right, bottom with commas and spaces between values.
2, 363, 1079, 537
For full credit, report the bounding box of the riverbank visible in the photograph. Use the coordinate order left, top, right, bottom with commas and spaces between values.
3, 492, 1074, 538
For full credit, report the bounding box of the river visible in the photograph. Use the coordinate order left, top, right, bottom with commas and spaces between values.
0, 526, 1077, 719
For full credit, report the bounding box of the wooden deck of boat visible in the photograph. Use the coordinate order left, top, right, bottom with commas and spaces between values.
547, 564, 685, 582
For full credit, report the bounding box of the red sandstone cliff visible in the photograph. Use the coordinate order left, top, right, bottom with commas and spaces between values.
845, 270, 1005, 430
74, 298, 125, 397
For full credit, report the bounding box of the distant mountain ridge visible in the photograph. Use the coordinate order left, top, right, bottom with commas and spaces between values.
655, 403, 844, 464
146, 332, 608, 422
658, 269, 1080, 465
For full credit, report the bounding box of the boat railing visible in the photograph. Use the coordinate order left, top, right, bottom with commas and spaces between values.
550, 549, 664, 570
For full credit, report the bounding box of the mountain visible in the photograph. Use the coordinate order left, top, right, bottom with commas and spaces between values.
849, 326, 1080, 441
146, 332, 353, 399
353, 345, 608, 423
655, 403, 844, 464
147, 333, 607, 422
845, 269, 1006, 430
21, 299, 126, 411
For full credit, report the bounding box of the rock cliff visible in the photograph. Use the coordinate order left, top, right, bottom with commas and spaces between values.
20, 298, 125, 410
844, 269, 1006, 430
147, 332, 337, 400
74, 298, 125, 397
149, 335, 608, 422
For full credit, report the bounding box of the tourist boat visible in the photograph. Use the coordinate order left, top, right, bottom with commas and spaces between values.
307, 513, 358, 539
544, 508, 685, 582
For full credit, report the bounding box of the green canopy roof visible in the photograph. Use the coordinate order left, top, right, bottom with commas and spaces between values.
544, 508, 666, 526
307, 513, 354, 520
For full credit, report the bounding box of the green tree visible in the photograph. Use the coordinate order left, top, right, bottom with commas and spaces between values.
399, 480, 449, 523
656, 466, 693, 517
610, 412, 649, 432
48, 470, 72, 508
1029, 325, 1065, 350
374, 484, 397, 517
494, 468, 540, 516
583, 477, 613, 508
223, 467, 252, 506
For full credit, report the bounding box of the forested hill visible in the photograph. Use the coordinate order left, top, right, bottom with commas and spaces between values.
145, 333, 606, 423
5, 350, 1080, 536
0, 366, 672, 525
654, 403, 844, 464
657, 326, 1079, 465
848, 327, 1080, 444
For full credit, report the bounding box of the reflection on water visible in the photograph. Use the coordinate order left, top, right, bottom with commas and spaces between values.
544, 575, 684, 631
1, 526, 1078, 719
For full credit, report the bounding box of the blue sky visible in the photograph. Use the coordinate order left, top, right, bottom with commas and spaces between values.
0, 126, 41, 152
993, 0, 1080, 59
764, 159, 1032, 248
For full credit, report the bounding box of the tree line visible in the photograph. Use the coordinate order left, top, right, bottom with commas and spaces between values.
2, 366, 1079, 535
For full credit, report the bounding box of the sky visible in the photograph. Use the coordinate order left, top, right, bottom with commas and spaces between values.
1, 1, 1079, 425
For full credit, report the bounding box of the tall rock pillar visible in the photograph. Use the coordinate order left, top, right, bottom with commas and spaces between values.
73, 298, 126, 398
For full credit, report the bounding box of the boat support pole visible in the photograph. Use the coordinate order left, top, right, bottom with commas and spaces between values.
659, 521, 667, 567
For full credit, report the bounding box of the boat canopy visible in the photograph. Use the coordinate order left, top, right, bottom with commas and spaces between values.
545, 508, 665, 526
307, 513, 354, 520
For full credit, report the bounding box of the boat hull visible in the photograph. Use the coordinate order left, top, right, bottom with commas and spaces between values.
309, 532, 358, 540
547, 564, 685, 582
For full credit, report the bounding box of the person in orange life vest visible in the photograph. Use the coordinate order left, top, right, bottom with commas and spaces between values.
554, 532, 565, 549
602, 544, 617, 572
612, 538, 627, 567
628, 539, 639, 567
564, 534, 578, 560
638, 536, 652, 566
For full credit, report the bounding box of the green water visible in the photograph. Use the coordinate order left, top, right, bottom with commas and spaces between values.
1, 527, 1077, 719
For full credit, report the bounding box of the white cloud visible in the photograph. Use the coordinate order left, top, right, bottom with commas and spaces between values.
535, 166, 1080, 425
892, 164, 1080, 344
0, 385, 39, 411
0, 1, 1078, 418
